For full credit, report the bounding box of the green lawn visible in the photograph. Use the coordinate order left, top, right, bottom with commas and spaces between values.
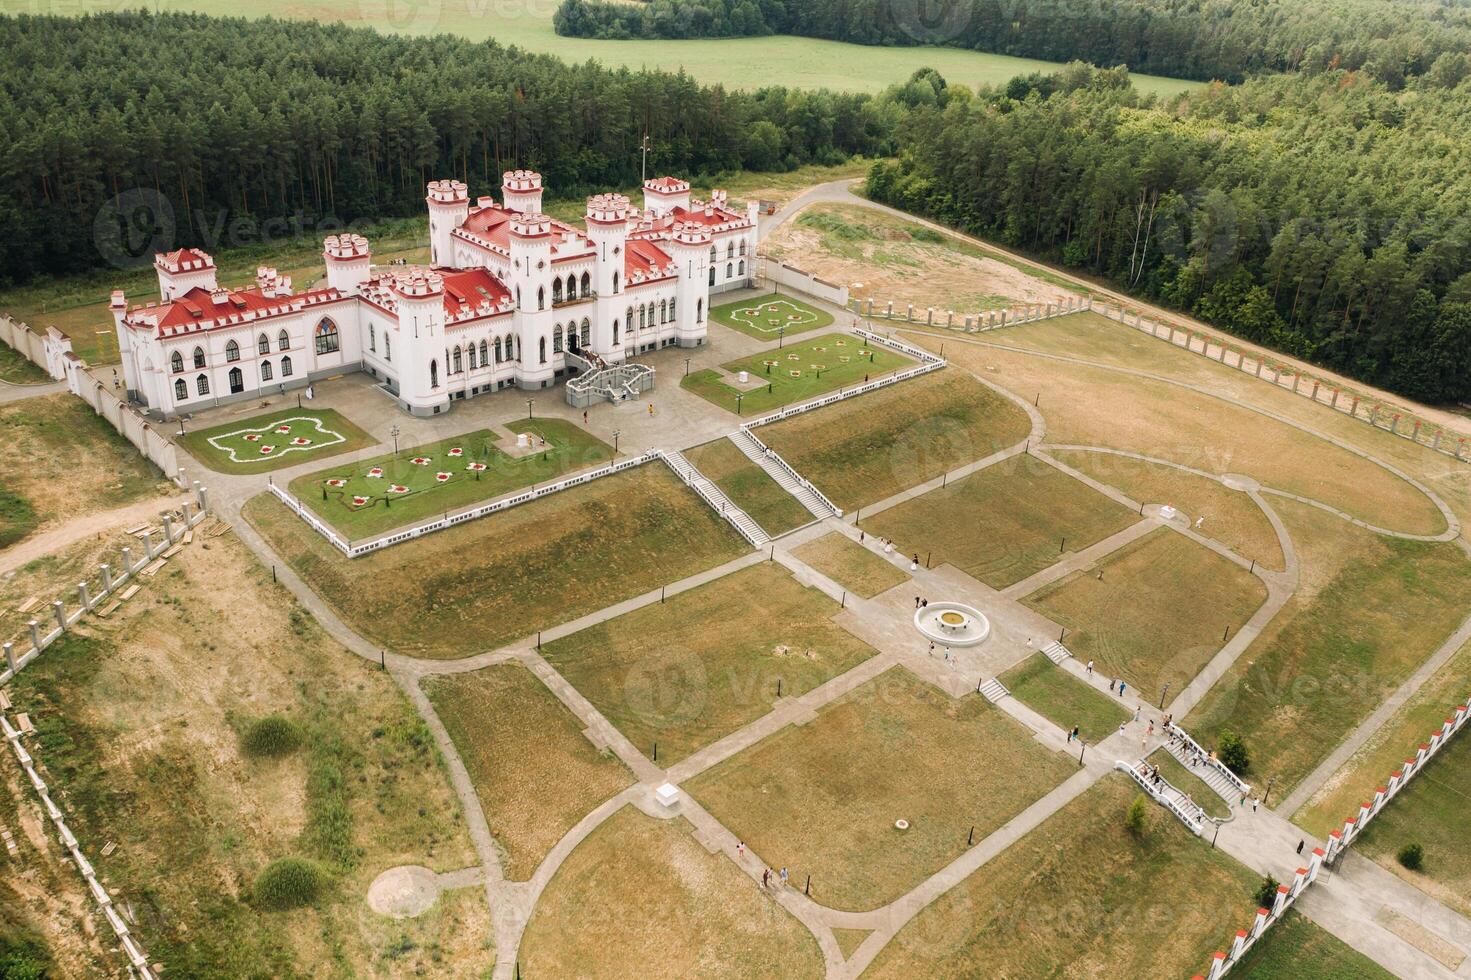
541, 562, 876, 764
999, 653, 1129, 744
866, 457, 1139, 589
180, 407, 375, 475
710, 292, 833, 341
682, 332, 912, 415
245, 462, 749, 659
791, 532, 909, 598
0, 342, 49, 384
289, 418, 612, 539
686, 667, 1076, 911
1231, 910, 1393, 978
684, 437, 812, 536
1025, 528, 1268, 707
758, 370, 1032, 511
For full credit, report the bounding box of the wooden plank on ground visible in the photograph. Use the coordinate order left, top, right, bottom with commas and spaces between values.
96, 600, 121, 618
139, 559, 166, 578
118, 585, 140, 602
16, 597, 38, 614
15, 714, 33, 734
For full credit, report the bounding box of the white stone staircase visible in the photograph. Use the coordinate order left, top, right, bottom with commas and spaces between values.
728, 429, 835, 520
1117, 759, 1209, 836
1163, 735, 1246, 808
662, 450, 769, 547
979, 678, 1009, 703
1043, 641, 1072, 665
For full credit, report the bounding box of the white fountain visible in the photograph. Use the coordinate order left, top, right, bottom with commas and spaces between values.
914, 602, 991, 647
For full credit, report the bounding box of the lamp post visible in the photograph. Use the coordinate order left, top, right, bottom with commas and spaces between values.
612, 429, 621, 454
1262, 775, 1276, 808
526, 398, 535, 420
390, 424, 400, 458
1159, 682, 1170, 709
778, 325, 786, 349
736, 392, 744, 416
684, 357, 691, 377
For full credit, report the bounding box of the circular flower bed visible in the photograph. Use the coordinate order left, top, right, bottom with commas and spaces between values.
244, 433, 261, 442
448, 447, 464, 457
789, 370, 802, 378
259, 445, 275, 455
389, 484, 409, 494
276, 424, 292, 434
435, 472, 452, 482
411, 457, 431, 466
367, 467, 384, 479
466, 462, 487, 472
351, 495, 370, 507
291, 437, 312, 446
326, 478, 346, 488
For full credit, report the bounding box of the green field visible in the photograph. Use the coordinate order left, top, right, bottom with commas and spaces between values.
999, 653, 1129, 744
11, 0, 1198, 97
710, 293, 833, 341
290, 418, 612, 538
181, 407, 375, 475
682, 332, 912, 415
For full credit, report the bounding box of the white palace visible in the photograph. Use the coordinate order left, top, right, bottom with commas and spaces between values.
113, 173, 760, 417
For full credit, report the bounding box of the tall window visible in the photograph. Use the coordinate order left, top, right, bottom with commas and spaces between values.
453, 346, 462, 373
278, 329, 289, 351
537, 286, 545, 311
369, 323, 376, 352
196, 373, 210, 396
174, 378, 187, 400
257, 333, 270, 355
697, 299, 703, 321
581, 318, 590, 346
281, 355, 293, 377
225, 339, 240, 362
430, 359, 438, 388
670, 298, 677, 320
566, 274, 576, 300
738, 260, 745, 276
612, 272, 619, 292
315, 318, 340, 355
612, 319, 619, 345
495, 337, 502, 363
193, 346, 205, 369
708, 245, 716, 262
727, 240, 734, 258
553, 279, 564, 304
384, 335, 391, 362
228, 367, 243, 393
479, 339, 488, 366
261, 360, 273, 381
171, 351, 183, 373
553, 325, 563, 353
580, 271, 590, 296
659, 299, 667, 323
539, 337, 547, 364
739, 240, 747, 256
467, 345, 476, 370
639, 306, 646, 330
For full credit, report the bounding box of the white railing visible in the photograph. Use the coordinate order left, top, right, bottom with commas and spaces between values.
656, 451, 765, 547
853, 296, 1090, 332
1163, 722, 1252, 798
1116, 759, 1207, 835
737, 426, 843, 518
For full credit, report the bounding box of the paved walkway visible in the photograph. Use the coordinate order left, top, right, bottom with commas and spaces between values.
0, 493, 186, 577
0, 379, 65, 403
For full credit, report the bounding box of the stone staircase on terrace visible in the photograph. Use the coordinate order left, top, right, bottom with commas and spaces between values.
662, 450, 769, 547
727, 429, 835, 521
1044, 640, 1073, 665
1162, 735, 1246, 809
979, 678, 1009, 703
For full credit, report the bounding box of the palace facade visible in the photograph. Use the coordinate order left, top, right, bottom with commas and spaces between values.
114, 173, 760, 417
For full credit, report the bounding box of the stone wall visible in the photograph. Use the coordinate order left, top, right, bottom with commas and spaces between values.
0, 313, 72, 382
764, 261, 849, 308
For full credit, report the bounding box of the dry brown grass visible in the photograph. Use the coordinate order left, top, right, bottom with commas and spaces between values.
685, 667, 1076, 912
685, 437, 813, 536
424, 663, 634, 880
1024, 528, 1268, 703
1186, 498, 1471, 797
6, 533, 487, 977
1051, 448, 1285, 571
864, 774, 1257, 978
790, 532, 910, 598
758, 370, 1031, 512
542, 562, 876, 764
864, 455, 1139, 589
518, 804, 823, 978
245, 463, 749, 659
0, 527, 137, 650
910, 332, 1447, 536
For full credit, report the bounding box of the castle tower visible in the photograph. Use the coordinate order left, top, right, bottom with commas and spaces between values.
155, 248, 217, 301
502, 170, 544, 215
668, 221, 711, 347
323, 234, 372, 295
643, 176, 690, 217
509, 213, 556, 390
584, 194, 631, 358
391, 270, 451, 416
426, 179, 469, 268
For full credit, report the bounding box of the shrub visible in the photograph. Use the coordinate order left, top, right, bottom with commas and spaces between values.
1124, 795, 1148, 838
240, 716, 302, 758
1217, 730, 1251, 775
1398, 842, 1424, 871
1254, 874, 1281, 910
252, 858, 328, 910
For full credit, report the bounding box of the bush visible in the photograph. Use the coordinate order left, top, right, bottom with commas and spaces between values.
240, 716, 303, 759
1217, 730, 1251, 775
252, 858, 328, 910
1254, 874, 1281, 910
1124, 795, 1148, 838
1398, 842, 1424, 871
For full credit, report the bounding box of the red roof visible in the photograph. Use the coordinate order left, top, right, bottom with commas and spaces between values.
127, 284, 341, 334
157, 247, 214, 270
668, 203, 745, 229
460, 205, 514, 250
625, 239, 672, 278
439, 268, 512, 318
645, 176, 687, 192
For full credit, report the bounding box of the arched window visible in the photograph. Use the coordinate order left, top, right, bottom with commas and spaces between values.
612, 319, 619, 345
453, 346, 462, 373
727, 240, 734, 258
225, 340, 240, 362
738, 260, 745, 276
553, 279, 564, 304
625, 305, 634, 329
170, 351, 183, 373
708, 266, 715, 286
581, 318, 590, 346
537, 286, 545, 311
281, 355, 293, 377
580, 271, 591, 296
368, 323, 376, 352
553, 325, 563, 353
639, 306, 646, 330
697, 298, 704, 321
708, 245, 716, 262
261, 360, 273, 381
659, 299, 668, 323
315, 318, 340, 355
538, 337, 547, 364
612, 272, 619, 293
278, 329, 289, 351
257, 333, 270, 356
670, 298, 677, 320
193, 346, 206, 369
566, 274, 577, 300
467, 345, 476, 370
494, 337, 503, 363
739, 240, 747, 256
479, 340, 488, 366
174, 378, 187, 400
726, 263, 733, 279
196, 373, 210, 396
430, 359, 439, 388
228, 367, 243, 393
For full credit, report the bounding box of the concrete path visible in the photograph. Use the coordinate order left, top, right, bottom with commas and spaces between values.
0, 379, 65, 403
0, 493, 185, 576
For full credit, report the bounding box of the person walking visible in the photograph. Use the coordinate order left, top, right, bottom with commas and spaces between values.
1119, 680, 1127, 698
1118, 722, 1126, 737
779, 867, 789, 887
1086, 659, 1094, 676
737, 841, 745, 858
1133, 706, 1141, 722
582, 410, 589, 425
